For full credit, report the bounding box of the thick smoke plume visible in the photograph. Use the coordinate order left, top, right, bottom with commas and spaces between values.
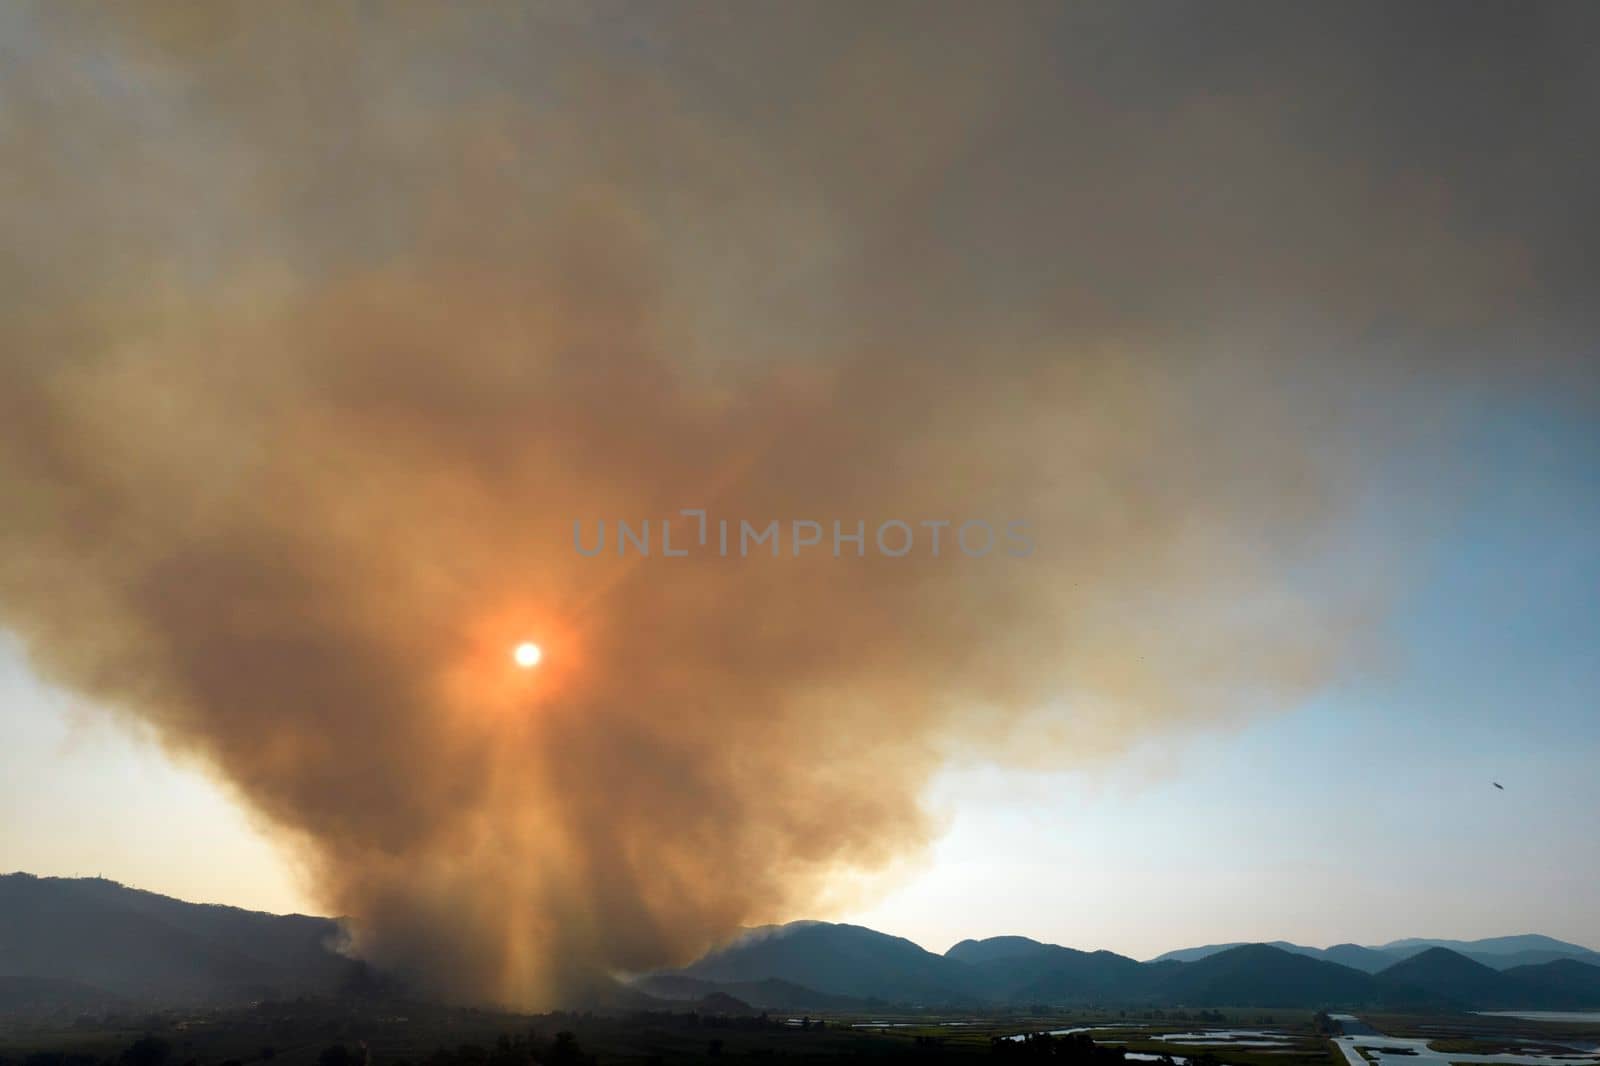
0, 3, 1594, 1005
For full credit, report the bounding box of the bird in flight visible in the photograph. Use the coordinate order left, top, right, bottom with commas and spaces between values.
1493, 782, 1504, 790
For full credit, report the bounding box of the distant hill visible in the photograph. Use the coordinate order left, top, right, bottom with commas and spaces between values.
1152, 944, 1380, 1007
657, 933, 1600, 1010
1504, 959, 1600, 1008
693, 991, 756, 1015
945, 936, 1050, 965
1488, 949, 1600, 969
1149, 940, 1336, 965
1154, 934, 1600, 974
660, 933, 1388, 1008
964, 945, 1148, 1004
661, 929, 1153, 1007
1379, 934, 1598, 958
1376, 935, 1600, 972
1376, 947, 1520, 1007
0, 975, 126, 1016
0, 873, 362, 1006
7, 873, 1599, 1012
1321, 943, 1399, 974
678, 922, 971, 1004
1148, 941, 1257, 964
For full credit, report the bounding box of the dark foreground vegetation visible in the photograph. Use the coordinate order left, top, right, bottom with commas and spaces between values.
7, 994, 1600, 1066
0, 999, 1349, 1066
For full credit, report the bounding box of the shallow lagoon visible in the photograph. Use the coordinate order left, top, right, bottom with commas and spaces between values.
1479, 1014, 1600, 1025
1333, 1023, 1599, 1066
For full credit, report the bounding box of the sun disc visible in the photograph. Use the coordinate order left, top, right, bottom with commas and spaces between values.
513, 641, 542, 668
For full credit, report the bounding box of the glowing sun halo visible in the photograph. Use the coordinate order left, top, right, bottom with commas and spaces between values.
512, 642, 542, 669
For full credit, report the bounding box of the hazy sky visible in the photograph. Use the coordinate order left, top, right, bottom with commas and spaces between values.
2, 3, 1598, 1001
5, 394, 1596, 958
